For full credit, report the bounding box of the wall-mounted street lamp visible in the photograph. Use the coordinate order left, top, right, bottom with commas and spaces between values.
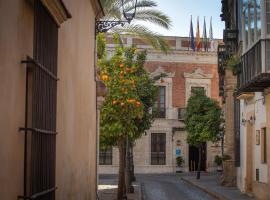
96, 0, 138, 33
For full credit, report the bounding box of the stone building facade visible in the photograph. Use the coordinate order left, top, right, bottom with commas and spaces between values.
0, 0, 103, 199
99, 35, 222, 174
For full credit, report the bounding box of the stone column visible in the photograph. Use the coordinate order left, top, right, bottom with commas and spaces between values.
220, 69, 237, 186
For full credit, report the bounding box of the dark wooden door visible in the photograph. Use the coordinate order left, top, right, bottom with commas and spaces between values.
189, 143, 207, 171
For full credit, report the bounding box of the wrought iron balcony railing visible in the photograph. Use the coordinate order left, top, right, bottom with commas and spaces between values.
237, 39, 270, 94
178, 108, 186, 121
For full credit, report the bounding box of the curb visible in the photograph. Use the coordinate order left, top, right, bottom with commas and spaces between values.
140, 182, 145, 200
181, 177, 226, 200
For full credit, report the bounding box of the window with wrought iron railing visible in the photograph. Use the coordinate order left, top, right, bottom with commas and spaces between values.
151, 133, 166, 165
178, 108, 186, 121
153, 86, 166, 118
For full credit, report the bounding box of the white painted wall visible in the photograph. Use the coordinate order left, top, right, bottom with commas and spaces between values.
253, 93, 267, 183
237, 92, 268, 192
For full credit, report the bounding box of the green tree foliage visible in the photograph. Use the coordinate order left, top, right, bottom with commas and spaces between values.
100, 0, 172, 52
185, 90, 222, 146
185, 89, 222, 179
97, 33, 158, 199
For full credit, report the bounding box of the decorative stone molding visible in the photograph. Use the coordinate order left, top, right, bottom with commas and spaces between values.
237, 93, 255, 100
184, 68, 212, 105
184, 68, 213, 79
41, 0, 71, 26
150, 66, 175, 78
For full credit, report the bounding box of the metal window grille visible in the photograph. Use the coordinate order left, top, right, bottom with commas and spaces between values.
151, 133, 166, 165
18, 1, 58, 199
99, 147, 113, 165
153, 86, 166, 118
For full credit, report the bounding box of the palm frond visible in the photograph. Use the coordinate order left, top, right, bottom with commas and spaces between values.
134, 9, 172, 29
112, 24, 170, 53
124, 0, 157, 12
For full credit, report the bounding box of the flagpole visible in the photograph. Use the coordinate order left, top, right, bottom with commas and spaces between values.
188, 15, 192, 51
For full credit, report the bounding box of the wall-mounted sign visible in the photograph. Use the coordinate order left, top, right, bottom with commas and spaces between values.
176, 148, 181, 156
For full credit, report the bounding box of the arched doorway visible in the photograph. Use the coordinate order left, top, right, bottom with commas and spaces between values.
189, 143, 207, 171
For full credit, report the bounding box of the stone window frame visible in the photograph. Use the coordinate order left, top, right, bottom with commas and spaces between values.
150, 66, 175, 119
184, 68, 213, 106
150, 133, 166, 165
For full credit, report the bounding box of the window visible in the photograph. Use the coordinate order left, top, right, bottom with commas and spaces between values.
191, 87, 205, 95
151, 133, 166, 165
243, 0, 249, 46
261, 128, 267, 164
153, 86, 166, 118
242, 0, 262, 48
20, 1, 59, 198
255, 0, 261, 38
266, 0, 270, 34
99, 147, 113, 165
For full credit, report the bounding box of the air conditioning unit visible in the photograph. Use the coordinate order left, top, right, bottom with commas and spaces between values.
178, 108, 186, 121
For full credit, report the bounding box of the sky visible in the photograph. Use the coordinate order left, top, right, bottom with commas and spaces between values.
139, 0, 225, 39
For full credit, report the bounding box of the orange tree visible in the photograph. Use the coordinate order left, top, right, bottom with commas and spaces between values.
97, 33, 157, 199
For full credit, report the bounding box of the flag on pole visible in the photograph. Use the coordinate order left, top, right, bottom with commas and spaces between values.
202, 17, 208, 51
189, 15, 195, 51
209, 16, 214, 51
196, 16, 201, 51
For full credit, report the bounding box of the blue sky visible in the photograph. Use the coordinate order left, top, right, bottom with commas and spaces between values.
139, 0, 225, 39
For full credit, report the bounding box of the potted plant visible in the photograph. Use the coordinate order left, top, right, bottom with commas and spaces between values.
226, 55, 241, 75
176, 156, 185, 173
214, 155, 223, 172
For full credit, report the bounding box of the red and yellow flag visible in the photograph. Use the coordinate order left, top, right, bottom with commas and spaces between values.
196, 17, 201, 51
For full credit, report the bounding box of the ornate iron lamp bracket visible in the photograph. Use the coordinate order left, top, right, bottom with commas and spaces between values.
96, 20, 129, 34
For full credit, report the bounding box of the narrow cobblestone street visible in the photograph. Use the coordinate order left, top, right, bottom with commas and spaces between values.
99, 174, 216, 200
138, 174, 215, 200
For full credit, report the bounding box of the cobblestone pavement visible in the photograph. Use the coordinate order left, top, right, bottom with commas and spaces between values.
137, 174, 216, 200
98, 175, 141, 200
181, 173, 254, 200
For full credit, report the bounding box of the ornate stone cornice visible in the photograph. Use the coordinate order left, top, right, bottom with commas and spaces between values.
150, 66, 175, 78
41, 0, 71, 26
184, 68, 213, 79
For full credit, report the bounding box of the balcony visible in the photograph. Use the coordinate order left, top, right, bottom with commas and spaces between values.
237, 39, 270, 94
218, 45, 227, 98
178, 108, 186, 121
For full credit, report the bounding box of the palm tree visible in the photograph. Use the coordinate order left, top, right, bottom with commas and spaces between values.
100, 0, 172, 52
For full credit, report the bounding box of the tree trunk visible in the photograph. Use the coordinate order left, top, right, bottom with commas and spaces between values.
130, 143, 136, 182
196, 144, 202, 179
125, 137, 134, 193
117, 137, 127, 200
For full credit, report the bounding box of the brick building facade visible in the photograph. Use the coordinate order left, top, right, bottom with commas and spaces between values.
99, 35, 222, 174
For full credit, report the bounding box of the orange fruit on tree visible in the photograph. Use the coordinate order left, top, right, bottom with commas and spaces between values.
101, 74, 109, 81
135, 101, 141, 107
